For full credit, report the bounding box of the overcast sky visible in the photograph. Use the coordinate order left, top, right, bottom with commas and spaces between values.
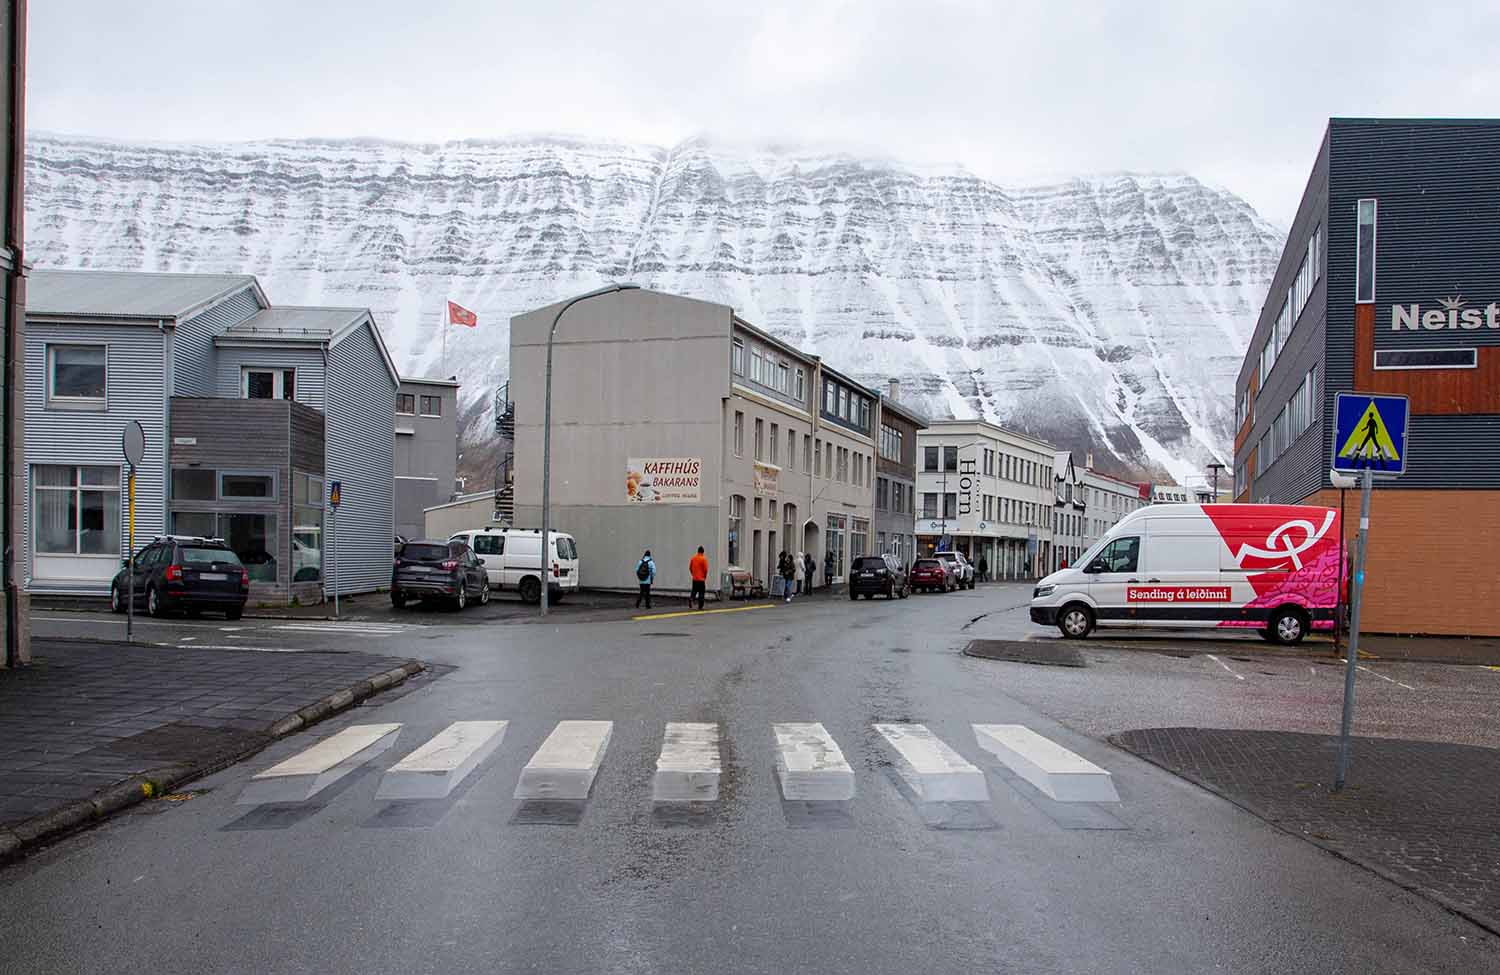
28, 0, 1500, 226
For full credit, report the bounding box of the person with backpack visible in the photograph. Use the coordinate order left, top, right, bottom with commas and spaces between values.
689, 546, 709, 610
778, 551, 796, 603
634, 549, 656, 609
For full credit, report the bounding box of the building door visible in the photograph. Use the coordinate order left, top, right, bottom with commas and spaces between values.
767, 529, 777, 588
752, 530, 762, 584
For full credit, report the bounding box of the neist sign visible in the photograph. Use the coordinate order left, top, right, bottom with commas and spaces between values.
1391, 296, 1500, 331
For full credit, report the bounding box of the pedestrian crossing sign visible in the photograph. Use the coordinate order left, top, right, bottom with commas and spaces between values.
1332, 393, 1409, 477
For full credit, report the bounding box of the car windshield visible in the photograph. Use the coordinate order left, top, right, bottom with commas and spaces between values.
401, 543, 449, 562
180, 546, 241, 565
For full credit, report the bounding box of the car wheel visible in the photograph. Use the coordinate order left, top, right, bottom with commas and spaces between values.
147, 586, 164, 618
1058, 603, 1094, 639
225, 607, 243, 621
454, 585, 468, 611
479, 584, 491, 606
519, 577, 541, 605
110, 582, 125, 614
1270, 606, 1308, 645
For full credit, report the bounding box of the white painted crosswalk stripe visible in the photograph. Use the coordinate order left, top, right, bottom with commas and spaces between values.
773, 722, 854, 800
514, 720, 614, 800
238, 723, 402, 805
376, 720, 508, 800
653, 722, 721, 801
272, 622, 408, 635
874, 723, 988, 802
972, 724, 1119, 803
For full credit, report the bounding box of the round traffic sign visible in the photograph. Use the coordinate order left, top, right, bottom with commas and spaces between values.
122, 420, 145, 467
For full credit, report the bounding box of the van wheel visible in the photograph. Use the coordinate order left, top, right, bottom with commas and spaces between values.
519, 577, 541, 605
1270, 607, 1308, 645
1058, 604, 1094, 639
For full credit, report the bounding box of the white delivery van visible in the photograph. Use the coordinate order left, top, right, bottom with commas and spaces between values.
447, 528, 581, 604
1028, 503, 1342, 645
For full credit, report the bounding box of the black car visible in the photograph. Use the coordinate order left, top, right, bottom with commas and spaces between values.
391, 539, 490, 610
848, 554, 909, 600
110, 536, 249, 619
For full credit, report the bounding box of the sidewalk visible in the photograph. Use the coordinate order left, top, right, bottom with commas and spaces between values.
1112, 727, 1500, 935
0, 638, 425, 861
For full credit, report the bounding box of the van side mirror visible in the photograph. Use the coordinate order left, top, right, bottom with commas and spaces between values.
1084, 558, 1107, 574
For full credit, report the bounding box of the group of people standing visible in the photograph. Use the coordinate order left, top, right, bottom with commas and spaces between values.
633, 547, 828, 610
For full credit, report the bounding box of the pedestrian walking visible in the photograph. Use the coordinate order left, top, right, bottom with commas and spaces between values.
804, 552, 815, 592
689, 546, 709, 610
778, 551, 796, 603
634, 549, 656, 609
824, 551, 834, 590
977, 555, 988, 583
794, 550, 806, 594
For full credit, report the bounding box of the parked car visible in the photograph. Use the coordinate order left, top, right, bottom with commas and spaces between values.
1029, 503, 1342, 644
110, 536, 249, 619
391, 539, 491, 610
848, 554, 909, 600
447, 527, 580, 604
909, 558, 956, 593
933, 551, 976, 589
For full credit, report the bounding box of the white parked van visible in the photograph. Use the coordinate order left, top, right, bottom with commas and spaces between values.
447, 528, 580, 604
1028, 503, 1343, 645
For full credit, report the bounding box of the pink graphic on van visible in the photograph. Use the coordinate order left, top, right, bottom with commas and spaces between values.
1203, 505, 1344, 631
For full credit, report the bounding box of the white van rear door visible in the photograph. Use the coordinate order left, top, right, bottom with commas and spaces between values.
471, 534, 503, 586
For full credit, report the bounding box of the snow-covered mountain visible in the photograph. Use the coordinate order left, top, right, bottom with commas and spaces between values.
25, 133, 1285, 480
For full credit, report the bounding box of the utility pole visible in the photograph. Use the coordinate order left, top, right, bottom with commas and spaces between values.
1333, 467, 1372, 791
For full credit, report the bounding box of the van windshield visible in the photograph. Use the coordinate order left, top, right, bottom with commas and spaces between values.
1075, 538, 1107, 567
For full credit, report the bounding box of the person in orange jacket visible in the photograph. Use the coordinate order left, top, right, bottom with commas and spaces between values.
689, 546, 709, 610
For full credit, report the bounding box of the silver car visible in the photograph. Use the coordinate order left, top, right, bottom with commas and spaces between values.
933, 551, 975, 590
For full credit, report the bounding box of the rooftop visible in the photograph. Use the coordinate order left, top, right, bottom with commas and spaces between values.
220, 305, 369, 340
27, 269, 259, 321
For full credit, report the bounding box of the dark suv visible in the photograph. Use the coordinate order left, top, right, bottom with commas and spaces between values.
849, 554, 909, 600
110, 536, 249, 619
391, 539, 490, 610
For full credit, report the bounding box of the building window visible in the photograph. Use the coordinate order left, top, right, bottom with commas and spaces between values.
171, 468, 216, 501
942, 493, 957, 519
753, 497, 763, 519
824, 382, 836, 415
815, 440, 822, 477
923, 446, 939, 471
1356, 198, 1377, 304
776, 362, 790, 394
795, 368, 805, 402
731, 339, 745, 375
943, 446, 957, 472
880, 424, 902, 461
728, 495, 744, 565
838, 387, 849, 420
217, 512, 277, 582
754, 418, 764, 461
804, 434, 812, 471
243, 367, 296, 400
769, 500, 778, 522
733, 411, 744, 457
922, 492, 938, 519
858, 398, 871, 432
33, 465, 119, 555
786, 430, 796, 471
47, 344, 107, 408
852, 519, 869, 560
292, 471, 323, 582
750, 348, 765, 385
220, 472, 275, 500
1374, 348, 1477, 370
419, 395, 442, 416
770, 423, 779, 465
876, 477, 889, 510
396, 393, 416, 414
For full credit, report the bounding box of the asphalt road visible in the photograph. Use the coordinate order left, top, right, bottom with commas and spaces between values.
6, 588, 1498, 974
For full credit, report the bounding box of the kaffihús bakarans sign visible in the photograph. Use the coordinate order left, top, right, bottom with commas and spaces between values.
626, 458, 702, 503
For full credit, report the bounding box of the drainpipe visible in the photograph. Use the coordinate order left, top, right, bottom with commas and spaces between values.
3, 1, 27, 668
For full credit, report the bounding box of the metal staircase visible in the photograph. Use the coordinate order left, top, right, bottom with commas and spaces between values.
494, 384, 515, 525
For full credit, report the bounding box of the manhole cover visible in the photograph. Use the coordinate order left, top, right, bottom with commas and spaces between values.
962, 640, 1086, 668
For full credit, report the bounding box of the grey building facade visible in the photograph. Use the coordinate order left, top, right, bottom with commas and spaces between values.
1232, 117, 1500, 636
23, 271, 399, 603
873, 385, 924, 570
510, 287, 876, 594
394, 377, 459, 541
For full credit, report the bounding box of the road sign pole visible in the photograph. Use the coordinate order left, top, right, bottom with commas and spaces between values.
126, 466, 135, 644
1333, 466, 1373, 792
331, 507, 338, 620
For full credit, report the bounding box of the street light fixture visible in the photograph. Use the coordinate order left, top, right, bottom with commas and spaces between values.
540, 283, 641, 617
1206, 462, 1226, 501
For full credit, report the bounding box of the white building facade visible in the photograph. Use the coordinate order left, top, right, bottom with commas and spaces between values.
914, 420, 1055, 580
1081, 469, 1149, 553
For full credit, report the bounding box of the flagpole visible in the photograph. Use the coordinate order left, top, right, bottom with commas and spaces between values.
441, 303, 447, 375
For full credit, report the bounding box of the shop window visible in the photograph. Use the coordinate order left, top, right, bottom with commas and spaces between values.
33, 464, 119, 555
221, 512, 277, 582
220, 472, 275, 499
292, 471, 323, 582
171, 468, 216, 501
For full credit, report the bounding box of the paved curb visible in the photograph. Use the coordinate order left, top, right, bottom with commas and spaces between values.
0, 659, 425, 865
1110, 732, 1500, 939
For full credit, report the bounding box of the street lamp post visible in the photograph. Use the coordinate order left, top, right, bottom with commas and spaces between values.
540, 283, 640, 617
1207, 462, 1226, 501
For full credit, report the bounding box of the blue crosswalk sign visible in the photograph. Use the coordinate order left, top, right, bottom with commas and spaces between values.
1332, 393, 1409, 477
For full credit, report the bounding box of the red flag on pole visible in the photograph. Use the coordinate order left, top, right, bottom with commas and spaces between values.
447, 300, 478, 327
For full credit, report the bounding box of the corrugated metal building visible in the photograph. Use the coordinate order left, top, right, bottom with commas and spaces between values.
1233, 118, 1500, 636
23, 271, 399, 603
